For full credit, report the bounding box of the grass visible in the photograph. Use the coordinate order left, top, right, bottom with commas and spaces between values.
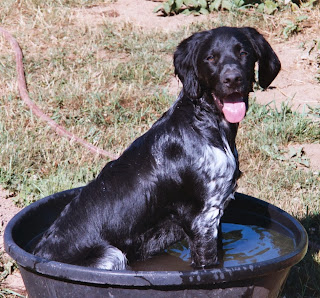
0, 0, 319, 297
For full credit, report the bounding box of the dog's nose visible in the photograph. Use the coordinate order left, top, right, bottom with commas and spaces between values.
222, 72, 242, 88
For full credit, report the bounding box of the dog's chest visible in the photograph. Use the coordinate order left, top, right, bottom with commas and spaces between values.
200, 142, 236, 177
198, 136, 237, 203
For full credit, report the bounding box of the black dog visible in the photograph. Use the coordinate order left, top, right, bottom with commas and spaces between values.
33, 27, 280, 270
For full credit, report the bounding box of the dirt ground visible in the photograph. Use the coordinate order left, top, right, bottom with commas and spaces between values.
0, 188, 26, 295
1, 0, 319, 295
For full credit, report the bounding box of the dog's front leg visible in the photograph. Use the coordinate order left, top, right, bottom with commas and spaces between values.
132, 220, 185, 261
189, 206, 223, 269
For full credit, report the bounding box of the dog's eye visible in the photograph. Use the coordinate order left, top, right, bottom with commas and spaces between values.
206, 55, 216, 63
239, 51, 248, 58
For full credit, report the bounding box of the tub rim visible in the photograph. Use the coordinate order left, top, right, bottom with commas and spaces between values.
4, 189, 308, 287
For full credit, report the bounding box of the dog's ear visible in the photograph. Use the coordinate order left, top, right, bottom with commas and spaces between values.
174, 32, 206, 99
241, 27, 281, 89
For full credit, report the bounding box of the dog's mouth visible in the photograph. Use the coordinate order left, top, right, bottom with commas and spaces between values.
212, 92, 247, 123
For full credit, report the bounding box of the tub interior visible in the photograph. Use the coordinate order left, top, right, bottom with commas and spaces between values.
130, 222, 295, 271
11, 188, 300, 273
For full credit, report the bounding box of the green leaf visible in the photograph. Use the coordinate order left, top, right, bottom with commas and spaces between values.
190, 10, 199, 15
257, 3, 264, 12
168, 0, 175, 6
199, 7, 210, 14
264, 0, 278, 15
184, 0, 192, 5
198, 0, 208, 8
298, 158, 310, 168
153, 3, 163, 13
208, 2, 215, 11
288, 147, 298, 158
176, 0, 184, 10
182, 8, 192, 14
233, 0, 245, 7
282, 20, 296, 39
190, 0, 199, 7
222, 0, 232, 10
210, 0, 222, 11
163, 2, 171, 14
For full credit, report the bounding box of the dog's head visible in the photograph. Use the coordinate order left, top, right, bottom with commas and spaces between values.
174, 27, 281, 123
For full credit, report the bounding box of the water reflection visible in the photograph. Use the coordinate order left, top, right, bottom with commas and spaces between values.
221, 223, 294, 266
130, 223, 295, 271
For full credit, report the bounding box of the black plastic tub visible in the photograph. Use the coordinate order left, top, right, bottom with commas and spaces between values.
4, 188, 308, 298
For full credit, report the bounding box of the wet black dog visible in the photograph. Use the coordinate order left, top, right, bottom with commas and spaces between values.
33, 27, 280, 269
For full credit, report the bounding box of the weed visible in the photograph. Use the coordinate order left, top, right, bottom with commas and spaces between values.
316, 47, 320, 83
0, 289, 25, 298
282, 15, 308, 39
154, 0, 311, 15
154, 0, 249, 15
307, 105, 320, 117
282, 249, 320, 297
243, 99, 320, 149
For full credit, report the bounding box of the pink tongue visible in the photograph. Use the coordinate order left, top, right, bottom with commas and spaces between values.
222, 101, 246, 123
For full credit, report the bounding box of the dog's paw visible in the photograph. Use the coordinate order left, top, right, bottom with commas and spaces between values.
191, 255, 219, 269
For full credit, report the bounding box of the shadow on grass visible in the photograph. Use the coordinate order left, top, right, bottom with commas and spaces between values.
282, 213, 320, 298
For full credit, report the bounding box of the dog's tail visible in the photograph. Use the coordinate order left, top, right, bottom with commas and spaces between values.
89, 243, 128, 270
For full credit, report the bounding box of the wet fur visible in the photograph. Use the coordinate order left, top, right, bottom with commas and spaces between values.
33, 27, 280, 269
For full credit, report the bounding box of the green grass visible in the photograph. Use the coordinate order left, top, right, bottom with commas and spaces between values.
238, 98, 319, 214
0, 0, 319, 296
